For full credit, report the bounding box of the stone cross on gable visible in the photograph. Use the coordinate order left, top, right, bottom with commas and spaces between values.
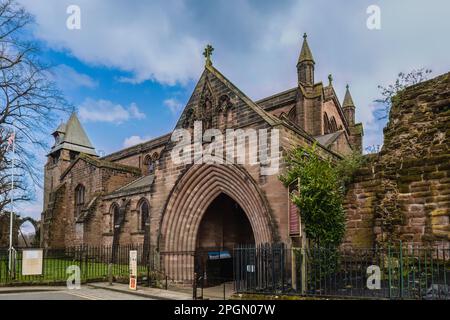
203, 44, 214, 66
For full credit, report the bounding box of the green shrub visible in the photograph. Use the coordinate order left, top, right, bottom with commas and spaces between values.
280, 144, 347, 248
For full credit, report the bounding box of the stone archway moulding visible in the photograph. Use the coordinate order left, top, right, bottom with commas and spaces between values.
159, 164, 276, 252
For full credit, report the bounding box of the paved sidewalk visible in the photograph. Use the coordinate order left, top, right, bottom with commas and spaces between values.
0, 282, 234, 300
87, 282, 192, 300
169, 282, 234, 300
0, 286, 64, 294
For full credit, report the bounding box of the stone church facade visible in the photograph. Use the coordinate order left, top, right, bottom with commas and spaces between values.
41, 35, 363, 253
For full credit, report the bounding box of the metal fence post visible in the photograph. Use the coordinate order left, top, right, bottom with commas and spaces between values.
291, 248, 297, 291
301, 248, 307, 295
85, 248, 89, 281
78, 246, 83, 282
388, 244, 392, 299
399, 241, 403, 299
165, 275, 168, 290
193, 272, 197, 300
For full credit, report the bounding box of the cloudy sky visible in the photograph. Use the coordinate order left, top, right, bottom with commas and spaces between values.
15, 0, 450, 220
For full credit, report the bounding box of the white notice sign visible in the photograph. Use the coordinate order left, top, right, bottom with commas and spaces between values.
129, 250, 138, 290
22, 249, 43, 276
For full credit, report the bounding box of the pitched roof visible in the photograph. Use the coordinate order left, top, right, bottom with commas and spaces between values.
104, 175, 154, 199
298, 33, 315, 64
54, 122, 66, 133
50, 112, 96, 156
101, 133, 171, 162
205, 64, 280, 126
60, 153, 141, 180
314, 131, 344, 148
343, 85, 355, 108
256, 87, 298, 111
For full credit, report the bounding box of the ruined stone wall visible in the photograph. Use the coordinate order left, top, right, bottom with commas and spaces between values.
344, 72, 450, 248
0, 213, 39, 248
0, 213, 19, 247
41, 183, 66, 248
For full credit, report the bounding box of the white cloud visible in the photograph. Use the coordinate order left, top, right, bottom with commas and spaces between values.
78, 99, 145, 124
128, 103, 146, 119
123, 135, 152, 148
18, 0, 450, 148
164, 98, 183, 114
50, 64, 98, 91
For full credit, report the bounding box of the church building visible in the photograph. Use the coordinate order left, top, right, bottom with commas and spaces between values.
41, 35, 363, 271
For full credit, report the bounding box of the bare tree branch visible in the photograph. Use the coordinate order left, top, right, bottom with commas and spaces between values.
0, 0, 71, 214
375, 68, 432, 120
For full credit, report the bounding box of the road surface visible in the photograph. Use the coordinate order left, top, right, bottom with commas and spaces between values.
0, 287, 154, 300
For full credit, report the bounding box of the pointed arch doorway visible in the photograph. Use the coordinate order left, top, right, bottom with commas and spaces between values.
196, 193, 255, 285
159, 164, 276, 284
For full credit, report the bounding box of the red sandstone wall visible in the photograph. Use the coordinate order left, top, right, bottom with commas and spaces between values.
344, 72, 450, 248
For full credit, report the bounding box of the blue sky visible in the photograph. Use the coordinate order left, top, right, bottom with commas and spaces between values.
14, 0, 450, 220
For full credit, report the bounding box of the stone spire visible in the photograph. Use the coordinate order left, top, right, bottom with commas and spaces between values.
297, 33, 315, 86
49, 112, 96, 156
343, 84, 356, 125
298, 33, 315, 64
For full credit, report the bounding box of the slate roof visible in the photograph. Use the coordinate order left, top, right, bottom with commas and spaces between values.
60, 153, 141, 180
50, 112, 96, 156
256, 87, 298, 111
314, 131, 345, 148
101, 133, 171, 162
205, 64, 280, 126
104, 175, 155, 199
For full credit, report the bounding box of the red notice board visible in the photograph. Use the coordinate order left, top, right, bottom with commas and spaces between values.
289, 198, 300, 236
288, 179, 301, 237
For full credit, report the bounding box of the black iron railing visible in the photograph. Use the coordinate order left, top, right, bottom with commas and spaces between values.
0, 244, 158, 286
234, 243, 450, 300
2, 243, 449, 300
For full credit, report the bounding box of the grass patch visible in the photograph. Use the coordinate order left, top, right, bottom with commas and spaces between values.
0, 257, 148, 285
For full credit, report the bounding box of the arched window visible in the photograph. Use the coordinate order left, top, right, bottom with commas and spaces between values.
74, 184, 85, 218
138, 199, 150, 232
330, 117, 338, 132
323, 113, 331, 134
143, 154, 155, 175
110, 202, 120, 232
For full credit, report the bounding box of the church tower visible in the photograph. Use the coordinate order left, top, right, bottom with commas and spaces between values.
297, 33, 315, 86
42, 113, 96, 246
343, 84, 356, 125
342, 85, 363, 152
